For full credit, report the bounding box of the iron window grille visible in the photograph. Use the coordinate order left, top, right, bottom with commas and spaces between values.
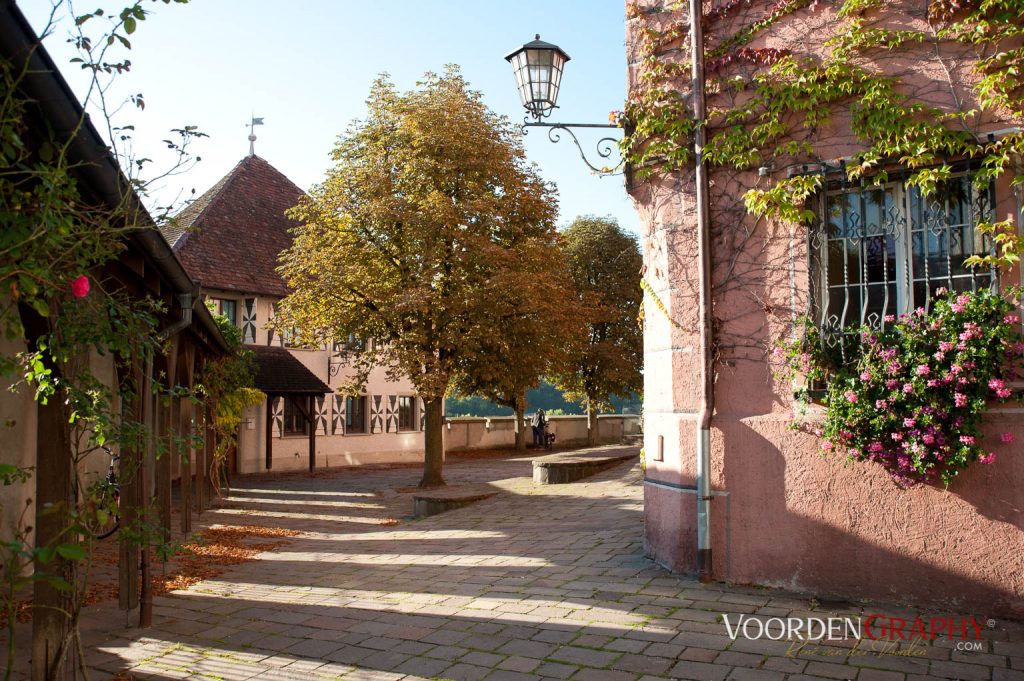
808, 168, 998, 364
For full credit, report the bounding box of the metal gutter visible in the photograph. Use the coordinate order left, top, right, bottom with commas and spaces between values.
688, 0, 715, 583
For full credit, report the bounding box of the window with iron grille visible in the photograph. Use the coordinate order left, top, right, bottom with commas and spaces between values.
809, 170, 997, 360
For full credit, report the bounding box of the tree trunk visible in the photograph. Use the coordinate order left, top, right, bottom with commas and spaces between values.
420, 397, 446, 487
514, 390, 527, 452
587, 400, 598, 446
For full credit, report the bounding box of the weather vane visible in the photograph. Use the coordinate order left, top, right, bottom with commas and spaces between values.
248, 115, 264, 156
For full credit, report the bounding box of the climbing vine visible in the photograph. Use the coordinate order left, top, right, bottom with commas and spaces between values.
623, 0, 1024, 244
626, 0, 1024, 485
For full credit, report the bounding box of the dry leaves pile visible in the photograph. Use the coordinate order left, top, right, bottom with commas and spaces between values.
1, 524, 301, 627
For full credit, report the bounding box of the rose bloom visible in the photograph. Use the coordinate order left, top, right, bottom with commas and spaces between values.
916, 364, 930, 376
903, 418, 915, 428
960, 435, 975, 445
989, 378, 1005, 391
939, 341, 954, 352
886, 379, 899, 389
922, 434, 935, 445
902, 383, 914, 394
875, 399, 888, 409
70, 275, 90, 298
951, 303, 964, 313
954, 392, 968, 407
860, 370, 872, 381
997, 388, 1012, 399
845, 390, 858, 403
980, 453, 996, 465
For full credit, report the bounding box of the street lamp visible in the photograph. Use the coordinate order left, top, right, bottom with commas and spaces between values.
504, 35, 624, 177
505, 35, 570, 120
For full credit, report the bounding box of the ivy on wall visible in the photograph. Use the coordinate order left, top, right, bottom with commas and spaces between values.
623, 0, 1024, 272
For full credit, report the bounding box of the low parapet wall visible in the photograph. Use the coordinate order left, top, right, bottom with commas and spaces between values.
444, 414, 641, 452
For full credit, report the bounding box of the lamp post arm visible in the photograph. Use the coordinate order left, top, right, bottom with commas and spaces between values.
520, 120, 624, 175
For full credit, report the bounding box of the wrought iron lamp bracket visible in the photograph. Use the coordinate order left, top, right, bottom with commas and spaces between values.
521, 118, 624, 176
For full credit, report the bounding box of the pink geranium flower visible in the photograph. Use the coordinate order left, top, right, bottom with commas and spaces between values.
71, 275, 90, 298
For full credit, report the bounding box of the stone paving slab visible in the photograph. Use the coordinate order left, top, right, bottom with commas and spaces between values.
8, 452, 1024, 681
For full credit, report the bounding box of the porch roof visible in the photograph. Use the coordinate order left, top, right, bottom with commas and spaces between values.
252, 346, 331, 396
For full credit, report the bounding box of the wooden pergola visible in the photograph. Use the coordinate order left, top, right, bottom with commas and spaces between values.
252, 345, 331, 472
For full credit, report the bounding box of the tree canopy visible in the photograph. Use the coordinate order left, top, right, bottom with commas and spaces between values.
276, 67, 560, 485
552, 216, 644, 444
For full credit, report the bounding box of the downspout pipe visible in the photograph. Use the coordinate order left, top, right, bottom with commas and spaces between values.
689, 0, 715, 583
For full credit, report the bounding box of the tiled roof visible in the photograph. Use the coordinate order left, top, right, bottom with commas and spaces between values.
252, 346, 331, 395
163, 155, 304, 297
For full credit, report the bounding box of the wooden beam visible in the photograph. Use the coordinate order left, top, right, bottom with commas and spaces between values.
308, 394, 316, 472
180, 342, 195, 535
140, 350, 156, 628
118, 358, 141, 613
30, 371, 72, 681
157, 339, 176, 551
265, 395, 274, 470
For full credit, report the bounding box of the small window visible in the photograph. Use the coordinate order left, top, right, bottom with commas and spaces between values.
282, 397, 308, 436
398, 396, 415, 431
346, 396, 366, 434
211, 298, 237, 326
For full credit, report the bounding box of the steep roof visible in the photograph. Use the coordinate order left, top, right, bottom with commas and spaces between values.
164, 155, 304, 297
252, 346, 331, 395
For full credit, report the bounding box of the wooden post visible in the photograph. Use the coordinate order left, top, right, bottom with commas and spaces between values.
197, 401, 209, 514
118, 358, 142, 613
308, 394, 316, 472
180, 343, 195, 535
30, 377, 72, 681
265, 395, 274, 470
140, 351, 156, 628
157, 338, 178, 550
179, 399, 192, 535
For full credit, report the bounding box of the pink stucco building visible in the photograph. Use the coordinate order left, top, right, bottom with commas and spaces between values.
629, 0, 1023, 616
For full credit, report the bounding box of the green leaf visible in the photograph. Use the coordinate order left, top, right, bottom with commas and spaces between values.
36, 546, 56, 564
123, 17, 136, 34
31, 298, 50, 318
56, 544, 86, 561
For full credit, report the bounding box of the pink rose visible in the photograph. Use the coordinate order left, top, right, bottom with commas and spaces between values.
845, 390, 858, 403
960, 435, 975, 445
980, 453, 996, 465
71, 275, 90, 299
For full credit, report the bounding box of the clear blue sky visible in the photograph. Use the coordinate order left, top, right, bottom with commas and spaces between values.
24, 0, 637, 234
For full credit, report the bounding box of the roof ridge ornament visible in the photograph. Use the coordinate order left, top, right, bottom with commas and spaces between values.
248, 114, 264, 156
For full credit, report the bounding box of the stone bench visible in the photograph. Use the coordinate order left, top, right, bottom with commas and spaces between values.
532, 447, 640, 484
412, 488, 499, 517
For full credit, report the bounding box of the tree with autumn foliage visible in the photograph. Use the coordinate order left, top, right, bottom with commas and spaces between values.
450, 243, 583, 452
276, 67, 560, 486
552, 216, 643, 445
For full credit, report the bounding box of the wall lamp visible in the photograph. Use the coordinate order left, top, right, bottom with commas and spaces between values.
505, 35, 627, 179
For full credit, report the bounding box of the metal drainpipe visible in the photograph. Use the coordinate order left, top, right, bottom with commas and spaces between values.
689, 0, 715, 583
159, 292, 195, 340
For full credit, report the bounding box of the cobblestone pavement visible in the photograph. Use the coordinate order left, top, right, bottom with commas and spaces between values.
12, 448, 1024, 680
